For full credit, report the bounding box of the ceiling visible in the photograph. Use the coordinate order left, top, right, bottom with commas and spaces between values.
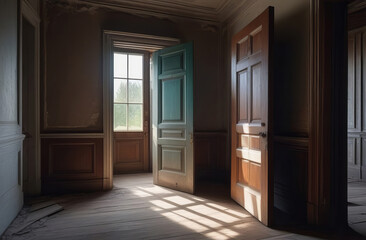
74, 0, 248, 24
134, 0, 229, 10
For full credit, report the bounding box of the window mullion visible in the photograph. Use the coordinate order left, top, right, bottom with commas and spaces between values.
127, 53, 129, 131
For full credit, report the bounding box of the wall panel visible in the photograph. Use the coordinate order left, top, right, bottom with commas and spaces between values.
194, 132, 227, 182
41, 138, 103, 193
273, 139, 308, 225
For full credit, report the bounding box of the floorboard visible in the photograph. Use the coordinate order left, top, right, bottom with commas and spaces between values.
1, 174, 364, 239
348, 180, 366, 237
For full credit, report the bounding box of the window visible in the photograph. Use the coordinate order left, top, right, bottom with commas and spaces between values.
113, 52, 143, 131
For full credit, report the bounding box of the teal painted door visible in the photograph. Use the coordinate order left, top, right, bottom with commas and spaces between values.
152, 42, 194, 194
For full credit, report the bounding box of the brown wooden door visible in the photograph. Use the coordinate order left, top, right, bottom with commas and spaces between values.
231, 7, 274, 226
113, 50, 150, 174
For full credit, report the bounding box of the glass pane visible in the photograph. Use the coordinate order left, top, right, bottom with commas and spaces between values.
128, 80, 143, 103
114, 104, 127, 131
114, 53, 127, 78
114, 79, 127, 103
128, 104, 143, 131
129, 54, 143, 79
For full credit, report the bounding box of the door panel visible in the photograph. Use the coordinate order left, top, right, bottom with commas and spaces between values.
231, 7, 273, 226
153, 42, 194, 194
113, 50, 150, 174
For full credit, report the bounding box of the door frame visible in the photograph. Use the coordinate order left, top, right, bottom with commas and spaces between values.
307, 0, 348, 228
20, 0, 41, 196
112, 48, 150, 174
102, 31, 179, 189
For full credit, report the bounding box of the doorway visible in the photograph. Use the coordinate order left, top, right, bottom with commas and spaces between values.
112, 50, 150, 174
103, 31, 180, 188
347, 2, 366, 236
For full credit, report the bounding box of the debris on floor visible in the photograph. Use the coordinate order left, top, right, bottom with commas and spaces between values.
1, 200, 63, 240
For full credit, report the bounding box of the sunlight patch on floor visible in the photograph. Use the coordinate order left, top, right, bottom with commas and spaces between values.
150, 206, 163, 211
219, 228, 240, 237
162, 212, 209, 233
173, 209, 222, 228
205, 231, 230, 240
138, 186, 173, 194
131, 189, 153, 197
164, 196, 195, 205
188, 205, 240, 223
150, 200, 176, 209
191, 196, 205, 202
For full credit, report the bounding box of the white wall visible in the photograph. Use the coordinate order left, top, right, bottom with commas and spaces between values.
0, 0, 24, 235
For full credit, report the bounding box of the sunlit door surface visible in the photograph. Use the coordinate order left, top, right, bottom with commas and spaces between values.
231, 7, 273, 226
113, 50, 150, 174
152, 42, 194, 194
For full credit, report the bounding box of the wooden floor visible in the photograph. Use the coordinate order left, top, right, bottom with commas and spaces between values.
1, 174, 364, 240
348, 180, 366, 237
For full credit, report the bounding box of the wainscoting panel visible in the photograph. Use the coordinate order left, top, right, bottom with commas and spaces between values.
273, 137, 308, 225
41, 138, 103, 193
194, 132, 226, 182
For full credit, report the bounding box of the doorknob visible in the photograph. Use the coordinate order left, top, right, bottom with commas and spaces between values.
258, 132, 266, 138
190, 133, 193, 144
22, 131, 32, 139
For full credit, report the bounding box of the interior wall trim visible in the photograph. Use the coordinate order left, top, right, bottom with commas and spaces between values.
348, 0, 366, 14
103, 31, 180, 190
49, 0, 254, 25
308, 0, 348, 227
222, 0, 258, 28
40, 133, 104, 138
50, 0, 216, 24
20, 0, 41, 196
104, 30, 180, 53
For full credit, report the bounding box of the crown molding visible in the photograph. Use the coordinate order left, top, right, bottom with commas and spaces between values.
348, 0, 366, 14
79, 0, 220, 23
221, 0, 257, 27
51, 0, 251, 25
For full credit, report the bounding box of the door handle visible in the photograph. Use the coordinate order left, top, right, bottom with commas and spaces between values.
190, 133, 193, 144
22, 131, 32, 139
258, 132, 266, 138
